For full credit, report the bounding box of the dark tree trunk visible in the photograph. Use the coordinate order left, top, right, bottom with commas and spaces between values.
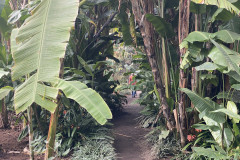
130, 0, 175, 130
178, 0, 190, 147
1, 100, 9, 128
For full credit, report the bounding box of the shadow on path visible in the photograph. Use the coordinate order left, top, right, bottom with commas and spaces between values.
113, 94, 152, 160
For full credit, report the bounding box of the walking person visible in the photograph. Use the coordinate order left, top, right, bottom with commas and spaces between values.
128, 73, 137, 98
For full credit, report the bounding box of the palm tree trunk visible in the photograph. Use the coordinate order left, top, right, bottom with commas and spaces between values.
130, 0, 175, 130
178, 0, 190, 147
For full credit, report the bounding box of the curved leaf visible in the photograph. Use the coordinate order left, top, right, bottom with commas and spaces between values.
180, 88, 225, 123
192, 0, 240, 15
0, 86, 13, 100
213, 30, 240, 43
210, 39, 240, 82
12, 0, 78, 113
195, 62, 219, 71
231, 84, 240, 90
213, 107, 240, 123
221, 16, 240, 34
0, 68, 8, 78
227, 101, 239, 123
145, 14, 175, 38
56, 79, 112, 125
184, 31, 211, 43
211, 8, 234, 22
10, 28, 19, 54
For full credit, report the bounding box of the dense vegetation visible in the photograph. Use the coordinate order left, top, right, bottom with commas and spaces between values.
1, 0, 240, 159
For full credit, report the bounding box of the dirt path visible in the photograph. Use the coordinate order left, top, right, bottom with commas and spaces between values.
113, 93, 153, 160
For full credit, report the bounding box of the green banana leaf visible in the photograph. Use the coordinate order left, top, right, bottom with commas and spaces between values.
192, 0, 240, 15
0, 86, 13, 100
210, 39, 240, 82
213, 30, 240, 43
180, 88, 225, 123
11, 0, 79, 114
56, 79, 112, 125
195, 62, 219, 71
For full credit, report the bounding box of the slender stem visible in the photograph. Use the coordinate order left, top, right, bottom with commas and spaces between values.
44, 106, 59, 160
166, 41, 177, 102
222, 74, 225, 106
27, 106, 34, 160
221, 123, 224, 149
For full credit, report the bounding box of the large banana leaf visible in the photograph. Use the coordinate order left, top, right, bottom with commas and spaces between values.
10, 28, 18, 54
11, 0, 78, 113
56, 79, 112, 125
192, 0, 240, 15
195, 62, 219, 71
210, 39, 240, 82
183, 31, 211, 44
213, 30, 240, 43
208, 46, 240, 69
180, 88, 225, 123
182, 30, 240, 44
0, 86, 13, 100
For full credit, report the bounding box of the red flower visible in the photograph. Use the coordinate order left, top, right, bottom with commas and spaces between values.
63, 110, 67, 115
195, 129, 202, 132
187, 134, 196, 141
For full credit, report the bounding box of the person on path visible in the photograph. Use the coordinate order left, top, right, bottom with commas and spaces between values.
129, 73, 137, 98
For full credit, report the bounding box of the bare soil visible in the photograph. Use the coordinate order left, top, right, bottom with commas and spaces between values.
0, 128, 31, 160
113, 93, 153, 160
0, 113, 43, 160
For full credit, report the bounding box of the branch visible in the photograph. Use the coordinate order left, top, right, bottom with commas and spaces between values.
94, 12, 118, 39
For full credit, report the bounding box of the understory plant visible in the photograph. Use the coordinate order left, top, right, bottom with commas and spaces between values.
146, 127, 182, 159
19, 105, 116, 159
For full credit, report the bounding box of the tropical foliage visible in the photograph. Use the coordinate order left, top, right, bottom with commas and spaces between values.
1, 0, 240, 159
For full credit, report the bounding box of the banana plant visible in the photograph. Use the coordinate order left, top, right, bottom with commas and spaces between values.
10, 0, 112, 159
180, 30, 240, 82
180, 27, 240, 150
181, 88, 240, 149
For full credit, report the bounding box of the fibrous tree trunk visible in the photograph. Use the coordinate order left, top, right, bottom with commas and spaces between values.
130, 0, 175, 130
178, 0, 190, 147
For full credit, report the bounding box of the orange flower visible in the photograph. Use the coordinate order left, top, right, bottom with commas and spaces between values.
187, 134, 196, 141
195, 129, 202, 132
63, 110, 67, 115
